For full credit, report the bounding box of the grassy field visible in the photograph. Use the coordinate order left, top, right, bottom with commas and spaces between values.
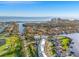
0, 34, 22, 57
59, 36, 71, 51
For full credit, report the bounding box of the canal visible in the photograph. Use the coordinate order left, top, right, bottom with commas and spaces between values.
18, 23, 25, 34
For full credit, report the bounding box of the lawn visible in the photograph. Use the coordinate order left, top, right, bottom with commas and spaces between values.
0, 34, 21, 57
58, 36, 71, 50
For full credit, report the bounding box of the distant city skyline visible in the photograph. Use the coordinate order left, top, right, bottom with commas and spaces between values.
0, 1, 79, 18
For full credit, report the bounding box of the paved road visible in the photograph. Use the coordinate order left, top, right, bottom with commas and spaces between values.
40, 38, 47, 57
38, 35, 48, 57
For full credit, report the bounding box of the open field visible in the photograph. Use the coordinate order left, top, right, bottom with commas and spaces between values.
0, 34, 21, 57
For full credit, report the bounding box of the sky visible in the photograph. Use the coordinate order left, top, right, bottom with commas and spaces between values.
0, 1, 79, 18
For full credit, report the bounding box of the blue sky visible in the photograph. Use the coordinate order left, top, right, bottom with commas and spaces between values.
0, 1, 79, 18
